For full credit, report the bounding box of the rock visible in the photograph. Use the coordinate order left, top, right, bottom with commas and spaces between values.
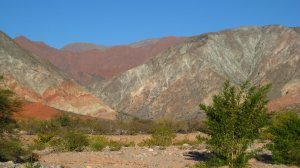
148, 148, 154, 152
152, 152, 158, 156
16, 35, 185, 84
6, 161, 14, 165
135, 154, 143, 158
154, 146, 160, 150
92, 25, 300, 120
0, 32, 116, 120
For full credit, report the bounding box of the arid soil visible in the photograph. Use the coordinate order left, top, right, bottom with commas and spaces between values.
18, 133, 297, 168
13, 102, 60, 120
39, 147, 200, 168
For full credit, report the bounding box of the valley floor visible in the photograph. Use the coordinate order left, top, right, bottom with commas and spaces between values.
3, 133, 297, 168
37, 146, 296, 168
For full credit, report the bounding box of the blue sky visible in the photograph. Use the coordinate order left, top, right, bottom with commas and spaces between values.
1, 0, 300, 48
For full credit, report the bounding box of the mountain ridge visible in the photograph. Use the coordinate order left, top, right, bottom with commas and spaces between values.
15, 36, 186, 85
91, 25, 300, 119
0, 31, 116, 120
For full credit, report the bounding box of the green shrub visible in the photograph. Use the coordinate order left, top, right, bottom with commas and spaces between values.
200, 81, 271, 167
0, 76, 35, 163
121, 141, 135, 147
193, 157, 227, 168
48, 136, 64, 151
52, 114, 71, 127
49, 131, 89, 152
0, 76, 21, 134
89, 136, 108, 151
267, 110, 300, 166
35, 133, 55, 144
193, 162, 207, 168
139, 121, 176, 147
31, 132, 56, 150
24, 162, 42, 168
0, 137, 32, 162
108, 141, 122, 151
195, 135, 207, 143
62, 131, 89, 151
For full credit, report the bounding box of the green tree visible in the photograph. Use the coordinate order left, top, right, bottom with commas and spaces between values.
0, 76, 21, 133
0, 76, 33, 162
267, 110, 300, 166
200, 81, 271, 167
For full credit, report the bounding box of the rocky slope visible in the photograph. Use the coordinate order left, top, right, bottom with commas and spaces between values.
15, 36, 185, 85
0, 32, 116, 120
62, 42, 108, 52
91, 25, 300, 119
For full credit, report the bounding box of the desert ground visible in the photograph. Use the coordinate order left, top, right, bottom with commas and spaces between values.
3, 133, 293, 168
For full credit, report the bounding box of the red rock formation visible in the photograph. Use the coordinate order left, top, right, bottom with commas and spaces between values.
13, 102, 60, 120
0, 32, 116, 120
15, 36, 185, 85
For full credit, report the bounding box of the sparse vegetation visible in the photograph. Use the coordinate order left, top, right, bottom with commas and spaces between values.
89, 136, 109, 151
89, 136, 130, 151
18, 114, 205, 136
267, 110, 300, 166
48, 131, 89, 152
199, 81, 271, 167
0, 137, 32, 162
0, 76, 35, 162
0, 76, 21, 134
139, 120, 176, 147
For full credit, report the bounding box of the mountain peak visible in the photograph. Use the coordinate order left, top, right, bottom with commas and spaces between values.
62, 42, 109, 52
0, 31, 116, 120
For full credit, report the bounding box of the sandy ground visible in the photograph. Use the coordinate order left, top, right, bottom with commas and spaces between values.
37, 147, 297, 168
39, 146, 201, 168
19, 133, 297, 168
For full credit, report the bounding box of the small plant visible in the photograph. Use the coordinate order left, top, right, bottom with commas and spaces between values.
52, 113, 71, 127
108, 141, 122, 151
139, 121, 176, 147
62, 131, 89, 151
48, 136, 64, 151
35, 133, 55, 144
192, 156, 227, 168
24, 162, 42, 168
89, 136, 109, 151
0, 137, 32, 162
267, 110, 300, 166
195, 135, 207, 143
50, 131, 89, 152
31, 132, 56, 150
192, 162, 207, 168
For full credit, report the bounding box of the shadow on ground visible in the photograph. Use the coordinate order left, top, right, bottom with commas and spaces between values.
183, 151, 211, 161
255, 153, 273, 164
184, 151, 274, 164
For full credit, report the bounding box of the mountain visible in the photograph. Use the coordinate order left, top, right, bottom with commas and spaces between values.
15, 36, 186, 85
91, 25, 300, 120
62, 42, 108, 52
0, 32, 116, 120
